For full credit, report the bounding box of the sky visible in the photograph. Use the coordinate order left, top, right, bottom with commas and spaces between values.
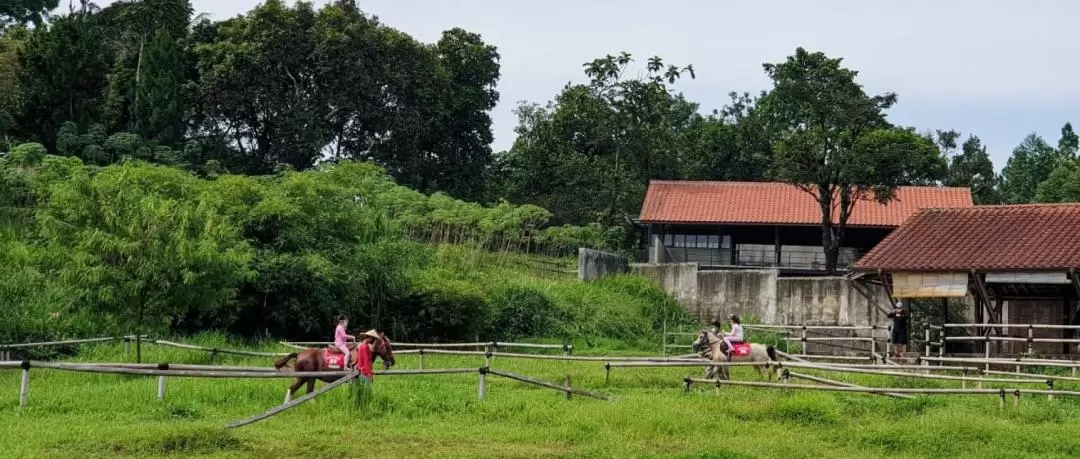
115, 0, 1080, 171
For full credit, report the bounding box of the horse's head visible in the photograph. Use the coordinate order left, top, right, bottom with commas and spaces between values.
691, 330, 709, 353
374, 331, 395, 369
691, 329, 723, 354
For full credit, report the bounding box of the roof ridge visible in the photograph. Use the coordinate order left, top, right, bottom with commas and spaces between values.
917, 202, 1080, 211
647, 180, 972, 191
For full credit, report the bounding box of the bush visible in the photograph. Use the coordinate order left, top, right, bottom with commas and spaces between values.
488, 284, 567, 341
387, 274, 491, 342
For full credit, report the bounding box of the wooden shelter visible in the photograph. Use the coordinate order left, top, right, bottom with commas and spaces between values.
852, 203, 1080, 355
637, 180, 973, 274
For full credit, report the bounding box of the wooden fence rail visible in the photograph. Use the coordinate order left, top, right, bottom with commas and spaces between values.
226, 371, 361, 429
683, 378, 1080, 403
488, 368, 610, 400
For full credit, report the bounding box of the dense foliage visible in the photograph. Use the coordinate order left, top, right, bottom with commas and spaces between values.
0, 154, 689, 345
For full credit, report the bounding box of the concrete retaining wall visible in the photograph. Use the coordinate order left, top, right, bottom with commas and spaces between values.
631, 263, 889, 326
578, 248, 630, 281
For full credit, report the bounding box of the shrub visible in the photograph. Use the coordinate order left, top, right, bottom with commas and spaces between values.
488, 284, 567, 341
387, 274, 491, 342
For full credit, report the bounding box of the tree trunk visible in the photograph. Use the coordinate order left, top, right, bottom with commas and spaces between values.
133, 36, 145, 132
817, 185, 840, 274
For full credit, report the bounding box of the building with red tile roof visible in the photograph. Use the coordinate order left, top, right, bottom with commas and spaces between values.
854, 204, 1080, 272
850, 203, 1080, 356
638, 180, 974, 273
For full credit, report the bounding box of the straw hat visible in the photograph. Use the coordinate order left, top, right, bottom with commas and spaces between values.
360, 329, 380, 340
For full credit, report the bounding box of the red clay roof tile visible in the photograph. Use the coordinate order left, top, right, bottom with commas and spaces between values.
638, 181, 973, 228
854, 204, 1080, 271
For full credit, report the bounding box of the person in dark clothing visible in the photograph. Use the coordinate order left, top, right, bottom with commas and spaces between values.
887, 301, 909, 360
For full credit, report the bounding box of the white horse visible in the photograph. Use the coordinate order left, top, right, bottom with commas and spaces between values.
691, 329, 778, 380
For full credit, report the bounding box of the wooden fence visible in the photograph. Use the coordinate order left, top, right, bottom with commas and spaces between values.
662, 322, 895, 362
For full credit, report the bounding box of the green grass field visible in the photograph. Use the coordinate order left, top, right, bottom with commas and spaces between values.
3, 338, 1080, 459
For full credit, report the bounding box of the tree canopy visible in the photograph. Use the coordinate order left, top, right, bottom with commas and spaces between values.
756, 47, 947, 273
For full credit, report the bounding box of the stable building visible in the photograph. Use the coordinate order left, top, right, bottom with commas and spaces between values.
637, 180, 973, 275
852, 203, 1080, 356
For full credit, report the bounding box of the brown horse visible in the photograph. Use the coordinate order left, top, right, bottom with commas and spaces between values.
274, 330, 396, 403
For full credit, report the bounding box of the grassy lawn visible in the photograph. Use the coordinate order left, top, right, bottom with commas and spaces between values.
2, 339, 1080, 458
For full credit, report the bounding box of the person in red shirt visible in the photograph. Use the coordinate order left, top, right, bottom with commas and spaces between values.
356, 329, 380, 381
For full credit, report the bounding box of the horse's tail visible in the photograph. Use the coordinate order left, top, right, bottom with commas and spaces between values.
766, 344, 778, 362
274, 352, 298, 370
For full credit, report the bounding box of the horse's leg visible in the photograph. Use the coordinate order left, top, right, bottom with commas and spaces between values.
286, 378, 305, 404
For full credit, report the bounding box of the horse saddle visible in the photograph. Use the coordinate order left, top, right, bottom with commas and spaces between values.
324, 346, 349, 369
730, 342, 753, 357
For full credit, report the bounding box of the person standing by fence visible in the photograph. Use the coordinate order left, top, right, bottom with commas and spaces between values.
887, 301, 909, 361
356, 329, 379, 381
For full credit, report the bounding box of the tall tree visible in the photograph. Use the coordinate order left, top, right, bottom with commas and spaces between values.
497, 52, 716, 230
14, 5, 112, 150
1000, 133, 1063, 204
945, 134, 999, 204
0, 26, 28, 150
192, 0, 328, 173
1058, 122, 1078, 158
758, 47, 946, 273
108, 0, 192, 143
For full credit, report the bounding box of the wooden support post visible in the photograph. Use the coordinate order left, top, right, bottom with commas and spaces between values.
1027, 325, 1034, 356
124, 337, 131, 356
800, 327, 807, 354
478, 367, 488, 400
984, 341, 991, 371
662, 320, 667, 357
999, 389, 1005, 411
565, 375, 572, 400
924, 327, 931, 362
19, 361, 30, 409
604, 363, 611, 384
1013, 390, 1021, 408
418, 349, 425, 370
1047, 379, 1055, 401
961, 369, 967, 390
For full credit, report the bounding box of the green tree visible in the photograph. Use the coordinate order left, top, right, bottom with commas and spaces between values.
0, 0, 58, 29
37, 160, 254, 361
758, 47, 947, 273
14, 6, 112, 150
109, 0, 191, 143
1000, 133, 1063, 204
192, 0, 330, 173
0, 27, 27, 150
945, 134, 999, 204
497, 52, 717, 232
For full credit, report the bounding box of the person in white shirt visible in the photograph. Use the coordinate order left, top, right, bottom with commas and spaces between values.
722, 314, 744, 359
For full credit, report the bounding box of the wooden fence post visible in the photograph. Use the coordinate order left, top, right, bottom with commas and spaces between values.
124, 337, 131, 356
662, 320, 667, 356
604, 363, 611, 384
19, 361, 30, 409
565, 375, 572, 400
478, 367, 488, 400
418, 349, 425, 370
157, 363, 169, 401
